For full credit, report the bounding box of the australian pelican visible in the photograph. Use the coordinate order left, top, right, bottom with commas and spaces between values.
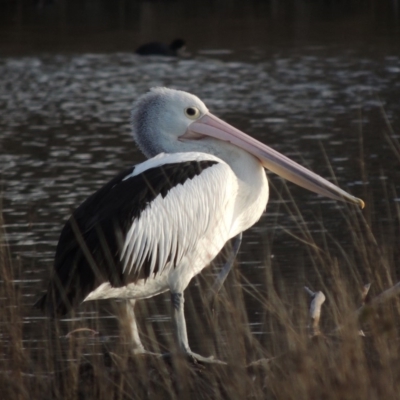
36, 87, 364, 362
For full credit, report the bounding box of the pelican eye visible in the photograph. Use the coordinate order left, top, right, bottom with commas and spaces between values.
184, 107, 200, 120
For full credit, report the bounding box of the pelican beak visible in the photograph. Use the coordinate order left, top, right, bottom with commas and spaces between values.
182, 112, 364, 208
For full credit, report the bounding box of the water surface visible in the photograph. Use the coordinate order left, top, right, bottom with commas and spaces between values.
1, 0, 400, 353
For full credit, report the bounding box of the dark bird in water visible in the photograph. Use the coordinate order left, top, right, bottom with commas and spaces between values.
135, 38, 186, 57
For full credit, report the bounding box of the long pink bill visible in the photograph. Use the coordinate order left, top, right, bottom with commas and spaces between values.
183, 112, 364, 208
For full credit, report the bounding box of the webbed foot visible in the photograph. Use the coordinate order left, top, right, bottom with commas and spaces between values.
184, 350, 226, 365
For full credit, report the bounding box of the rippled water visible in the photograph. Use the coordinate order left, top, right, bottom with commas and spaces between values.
1, 47, 400, 347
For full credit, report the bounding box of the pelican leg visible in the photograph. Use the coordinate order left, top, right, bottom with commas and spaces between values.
116, 299, 160, 356
113, 299, 145, 353
123, 299, 146, 354
170, 292, 226, 364
209, 233, 242, 298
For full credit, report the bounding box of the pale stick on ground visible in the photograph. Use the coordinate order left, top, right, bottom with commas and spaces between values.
304, 286, 326, 337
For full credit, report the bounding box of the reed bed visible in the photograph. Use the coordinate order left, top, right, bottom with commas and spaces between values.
1, 196, 399, 400
1, 119, 400, 399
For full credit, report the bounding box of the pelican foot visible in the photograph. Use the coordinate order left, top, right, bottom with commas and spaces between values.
185, 351, 227, 365
160, 351, 226, 365
131, 348, 164, 357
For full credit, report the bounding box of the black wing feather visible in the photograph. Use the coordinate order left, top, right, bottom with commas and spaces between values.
35, 160, 217, 316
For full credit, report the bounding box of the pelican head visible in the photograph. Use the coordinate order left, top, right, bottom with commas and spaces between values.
131, 87, 208, 157
131, 87, 364, 208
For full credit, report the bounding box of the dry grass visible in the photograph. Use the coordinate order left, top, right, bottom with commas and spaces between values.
1, 115, 400, 399
1, 192, 400, 400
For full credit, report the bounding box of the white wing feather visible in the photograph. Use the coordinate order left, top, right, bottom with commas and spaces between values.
121, 161, 237, 279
